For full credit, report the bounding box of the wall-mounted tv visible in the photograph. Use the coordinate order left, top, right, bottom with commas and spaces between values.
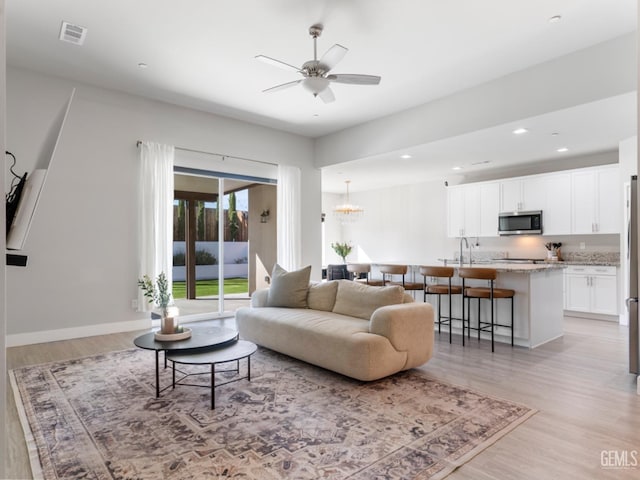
5, 89, 75, 252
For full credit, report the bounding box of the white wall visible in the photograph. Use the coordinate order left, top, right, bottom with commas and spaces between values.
323, 180, 449, 266
5, 66, 320, 344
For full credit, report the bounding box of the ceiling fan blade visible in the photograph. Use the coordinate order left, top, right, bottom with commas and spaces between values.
327, 74, 381, 85
255, 55, 301, 74
318, 44, 348, 72
262, 79, 302, 93
317, 86, 335, 103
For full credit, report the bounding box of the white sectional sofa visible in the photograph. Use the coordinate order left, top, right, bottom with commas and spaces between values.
236, 278, 434, 381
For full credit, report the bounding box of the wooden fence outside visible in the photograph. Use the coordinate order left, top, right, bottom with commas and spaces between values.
173, 206, 248, 242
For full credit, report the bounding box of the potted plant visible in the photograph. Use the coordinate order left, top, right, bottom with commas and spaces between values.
331, 242, 353, 264
138, 272, 179, 334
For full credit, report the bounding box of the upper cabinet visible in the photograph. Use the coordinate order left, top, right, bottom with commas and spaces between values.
479, 182, 500, 237
571, 165, 620, 234
447, 184, 478, 237
447, 165, 620, 238
500, 176, 546, 213
543, 172, 571, 235
447, 182, 499, 238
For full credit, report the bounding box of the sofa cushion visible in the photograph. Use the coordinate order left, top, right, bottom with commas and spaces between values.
267, 264, 312, 308
307, 281, 339, 311
332, 280, 405, 320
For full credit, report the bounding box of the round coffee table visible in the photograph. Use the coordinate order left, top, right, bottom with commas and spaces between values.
167, 340, 258, 409
134, 326, 238, 397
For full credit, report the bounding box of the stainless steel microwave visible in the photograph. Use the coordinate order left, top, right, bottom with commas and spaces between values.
498, 210, 542, 235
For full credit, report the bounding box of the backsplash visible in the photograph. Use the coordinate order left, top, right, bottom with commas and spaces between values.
453, 250, 620, 265
559, 251, 620, 264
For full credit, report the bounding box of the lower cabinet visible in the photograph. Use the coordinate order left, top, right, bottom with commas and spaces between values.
564, 265, 618, 315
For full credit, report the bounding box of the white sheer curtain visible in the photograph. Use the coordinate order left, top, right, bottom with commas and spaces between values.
277, 165, 302, 270
138, 141, 175, 311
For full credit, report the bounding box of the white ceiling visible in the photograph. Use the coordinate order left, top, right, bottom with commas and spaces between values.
5, 0, 638, 191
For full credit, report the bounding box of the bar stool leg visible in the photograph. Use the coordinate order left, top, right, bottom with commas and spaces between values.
448, 281, 453, 344
490, 290, 495, 353
437, 293, 442, 334
477, 298, 481, 341
461, 279, 466, 346
511, 297, 515, 346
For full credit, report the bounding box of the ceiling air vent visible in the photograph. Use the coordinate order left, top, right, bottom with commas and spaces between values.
59, 21, 87, 46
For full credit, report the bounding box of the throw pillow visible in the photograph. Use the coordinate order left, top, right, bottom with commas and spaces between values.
267, 264, 312, 308
332, 280, 405, 320
307, 280, 339, 311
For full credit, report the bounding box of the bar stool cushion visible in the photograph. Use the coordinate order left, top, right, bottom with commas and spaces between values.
426, 284, 463, 295
464, 287, 515, 299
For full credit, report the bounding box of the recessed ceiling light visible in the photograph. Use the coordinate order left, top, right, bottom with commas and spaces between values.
557, 147, 569, 153
513, 128, 528, 135
549, 15, 562, 23
400, 154, 412, 159
551, 132, 559, 136
137, 62, 148, 69
452, 166, 462, 171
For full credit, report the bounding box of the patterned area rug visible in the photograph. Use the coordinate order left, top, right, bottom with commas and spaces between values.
11, 347, 535, 479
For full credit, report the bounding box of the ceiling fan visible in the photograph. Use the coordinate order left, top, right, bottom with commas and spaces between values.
256, 24, 381, 103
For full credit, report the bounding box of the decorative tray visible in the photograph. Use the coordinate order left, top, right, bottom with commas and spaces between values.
154, 327, 192, 342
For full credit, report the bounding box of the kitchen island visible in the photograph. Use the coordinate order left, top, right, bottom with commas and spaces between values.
419, 262, 566, 348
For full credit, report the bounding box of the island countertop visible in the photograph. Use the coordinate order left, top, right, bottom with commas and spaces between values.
453, 262, 567, 273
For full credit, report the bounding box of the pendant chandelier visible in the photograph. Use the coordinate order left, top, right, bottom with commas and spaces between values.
333, 180, 363, 223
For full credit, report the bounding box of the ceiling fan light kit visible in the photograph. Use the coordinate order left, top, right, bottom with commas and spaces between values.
257, 23, 381, 103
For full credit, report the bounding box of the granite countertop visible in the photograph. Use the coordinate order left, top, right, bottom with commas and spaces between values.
453, 262, 567, 273
554, 260, 620, 267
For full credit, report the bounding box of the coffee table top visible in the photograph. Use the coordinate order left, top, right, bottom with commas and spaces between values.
134, 326, 238, 352
167, 340, 257, 365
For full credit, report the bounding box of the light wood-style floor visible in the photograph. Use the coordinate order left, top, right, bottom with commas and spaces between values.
5, 315, 640, 479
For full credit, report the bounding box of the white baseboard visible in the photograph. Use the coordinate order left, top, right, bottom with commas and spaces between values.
6, 318, 152, 347
6, 311, 237, 347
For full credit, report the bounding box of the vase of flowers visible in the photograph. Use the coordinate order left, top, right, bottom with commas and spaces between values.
331, 242, 353, 264
138, 272, 178, 334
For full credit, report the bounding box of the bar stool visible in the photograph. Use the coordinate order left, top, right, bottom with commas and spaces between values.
379, 264, 424, 295
346, 263, 384, 286
420, 266, 462, 344
457, 267, 515, 352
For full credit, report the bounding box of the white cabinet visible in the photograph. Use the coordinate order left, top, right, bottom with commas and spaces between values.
499, 176, 547, 213
446, 165, 620, 238
564, 265, 618, 315
447, 182, 499, 238
447, 185, 479, 237
571, 166, 620, 234
543, 173, 571, 235
479, 182, 500, 236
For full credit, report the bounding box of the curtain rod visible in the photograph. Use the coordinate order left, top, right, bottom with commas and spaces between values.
136, 140, 278, 167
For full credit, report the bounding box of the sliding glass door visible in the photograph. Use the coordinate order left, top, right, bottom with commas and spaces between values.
173, 174, 253, 315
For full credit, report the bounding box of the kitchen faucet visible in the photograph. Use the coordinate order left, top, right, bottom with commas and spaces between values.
459, 237, 470, 266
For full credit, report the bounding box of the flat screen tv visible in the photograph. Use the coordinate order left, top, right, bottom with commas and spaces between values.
6, 171, 27, 235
